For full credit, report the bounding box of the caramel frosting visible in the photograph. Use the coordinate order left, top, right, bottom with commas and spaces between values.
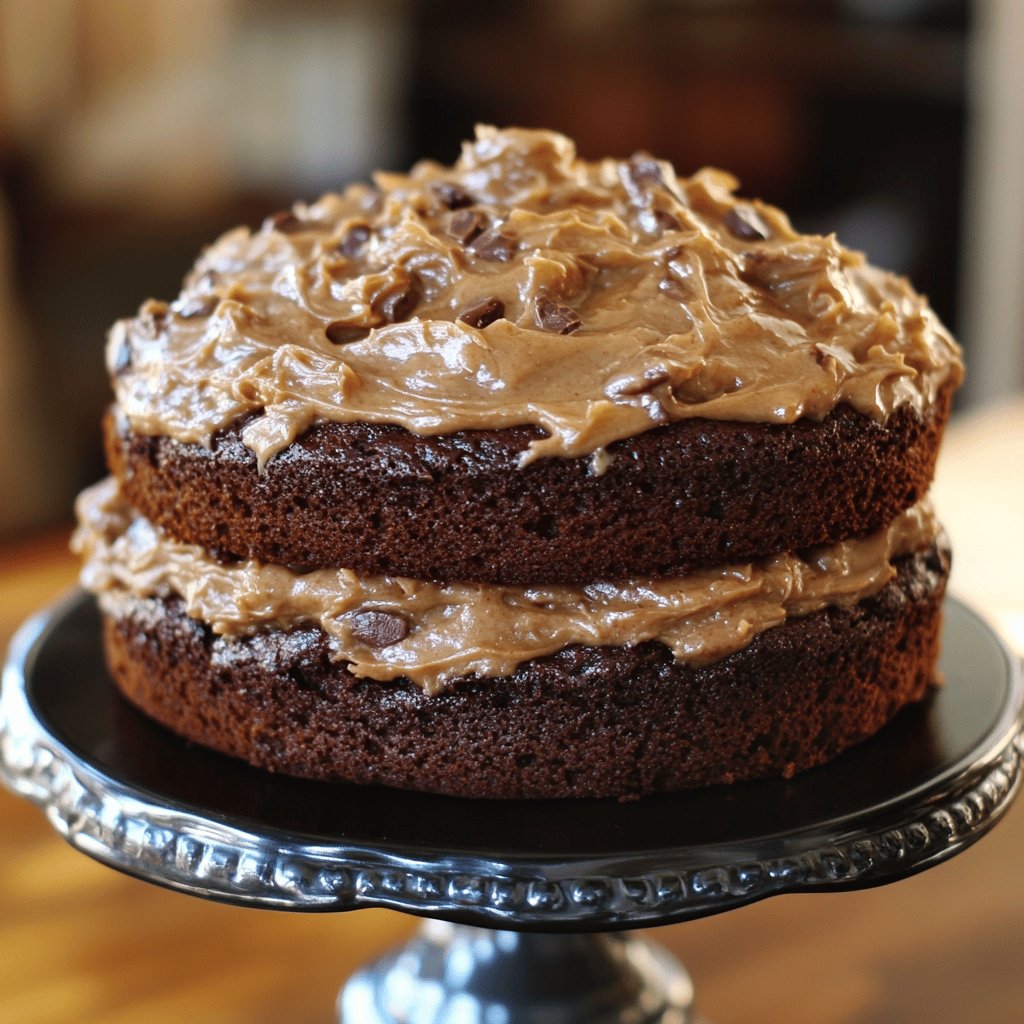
108, 126, 962, 469
75, 478, 942, 695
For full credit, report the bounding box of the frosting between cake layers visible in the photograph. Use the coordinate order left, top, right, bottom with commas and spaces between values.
108, 126, 963, 470
75, 478, 942, 695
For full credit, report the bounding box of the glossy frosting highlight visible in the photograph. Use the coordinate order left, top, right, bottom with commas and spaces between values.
76, 478, 941, 695
108, 126, 962, 468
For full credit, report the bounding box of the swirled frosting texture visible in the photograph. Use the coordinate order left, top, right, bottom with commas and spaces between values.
108, 127, 962, 467
76, 478, 941, 695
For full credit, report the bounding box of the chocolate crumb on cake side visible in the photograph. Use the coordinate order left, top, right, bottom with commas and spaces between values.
105, 383, 952, 584
100, 543, 949, 800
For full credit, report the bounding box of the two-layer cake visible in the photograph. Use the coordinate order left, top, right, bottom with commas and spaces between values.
74, 127, 963, 798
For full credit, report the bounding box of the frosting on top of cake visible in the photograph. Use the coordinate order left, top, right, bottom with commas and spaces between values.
76, 477, 942, 694
108, 126, 963, 467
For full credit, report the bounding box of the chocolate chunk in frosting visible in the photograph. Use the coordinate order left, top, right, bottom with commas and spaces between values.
337, 224, 372, 257
458, 296, 505, 329
372, 278, 421, 323
325, 321, 371, 345
535, 296, 581, 335
652, 208, 682, 232
446, 208, 487, 244
431, 181, 475, 209
108, 125, 963, 471
622, 151, 666, 202
264, 210, 308, 234
724, 206, 769, 241
346, 610, 409, 648
469, 227, 516, 262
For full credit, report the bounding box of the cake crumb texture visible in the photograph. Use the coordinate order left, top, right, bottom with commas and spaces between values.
102, 544, 948, 799
106, 384, 952, 584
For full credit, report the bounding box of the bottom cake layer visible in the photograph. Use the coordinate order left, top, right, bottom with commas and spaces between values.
101, 543, 949, 800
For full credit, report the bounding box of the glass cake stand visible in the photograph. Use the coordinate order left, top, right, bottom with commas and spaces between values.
2, 591, 1022, 1023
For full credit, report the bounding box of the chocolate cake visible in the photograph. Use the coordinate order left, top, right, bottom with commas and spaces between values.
74, 127, 963, 798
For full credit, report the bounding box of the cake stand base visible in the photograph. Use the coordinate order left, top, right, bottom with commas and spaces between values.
2, 593, 1022, 1024
340, 921, 695, 1024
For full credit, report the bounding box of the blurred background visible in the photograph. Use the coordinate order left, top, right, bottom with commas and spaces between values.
3, 7, 1024, 1023
0, 0, 1021, 537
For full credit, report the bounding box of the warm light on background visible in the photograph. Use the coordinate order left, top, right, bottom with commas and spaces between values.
2, 0, 1022, 541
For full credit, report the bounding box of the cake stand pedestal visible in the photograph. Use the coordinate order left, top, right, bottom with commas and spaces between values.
2, 593, 1022, 1023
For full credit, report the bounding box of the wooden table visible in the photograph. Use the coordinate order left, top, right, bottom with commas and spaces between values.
2, 404, 1023, 1024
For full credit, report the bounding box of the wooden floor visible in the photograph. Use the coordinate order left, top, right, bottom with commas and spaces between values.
2, 402, 1023, 1023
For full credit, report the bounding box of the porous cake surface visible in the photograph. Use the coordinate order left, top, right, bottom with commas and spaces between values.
102, 545, 948, 799
106, 386, 952, 583
75, 479, 945, 695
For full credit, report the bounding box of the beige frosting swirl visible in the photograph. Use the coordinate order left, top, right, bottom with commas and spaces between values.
75, 478, 941, 695
108, 126, 962, 469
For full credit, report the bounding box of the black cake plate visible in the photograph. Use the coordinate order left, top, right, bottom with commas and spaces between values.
2, 590, 1022, 1023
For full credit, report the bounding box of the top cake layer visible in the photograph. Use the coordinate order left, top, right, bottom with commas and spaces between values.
109, 126, 962, 471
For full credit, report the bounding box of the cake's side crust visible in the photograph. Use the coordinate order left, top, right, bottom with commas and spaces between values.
100, 544, 949, 800
106, 385, 953, 584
